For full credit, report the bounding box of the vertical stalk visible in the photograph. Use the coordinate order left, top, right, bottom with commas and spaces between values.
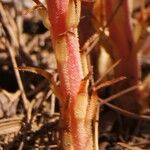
46, 1, 95, 149
105, 0, 141, 112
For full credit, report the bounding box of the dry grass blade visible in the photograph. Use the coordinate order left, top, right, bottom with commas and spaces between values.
94, 102, 100, 150
18, 66, 62, 100
104, 0, 123, 28
24, 0, 46, 15
32, 0, 43, 5
18, 67, 61, 99
95, 59, 121, 86
25, 0, 50, 29
101, 85, 139, 105
81, 33, 99, 54
24, 4, 44, 15
0, 116, 23, 135
0, 2, 18, 47
80, 0, 124, 56
118, 142, 144, 150
7, 43, 30, 112
18, 66, 56, 86
85, 35, 100, 55
94, 76, 126, 91
99, 100, 150, 121
26, 31, 50, 53
132, 141, 150, 147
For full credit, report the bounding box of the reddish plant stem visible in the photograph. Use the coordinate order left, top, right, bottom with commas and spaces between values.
105, 0, 141, 112
46, 0, 83, 99
46, 1, 94, 149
